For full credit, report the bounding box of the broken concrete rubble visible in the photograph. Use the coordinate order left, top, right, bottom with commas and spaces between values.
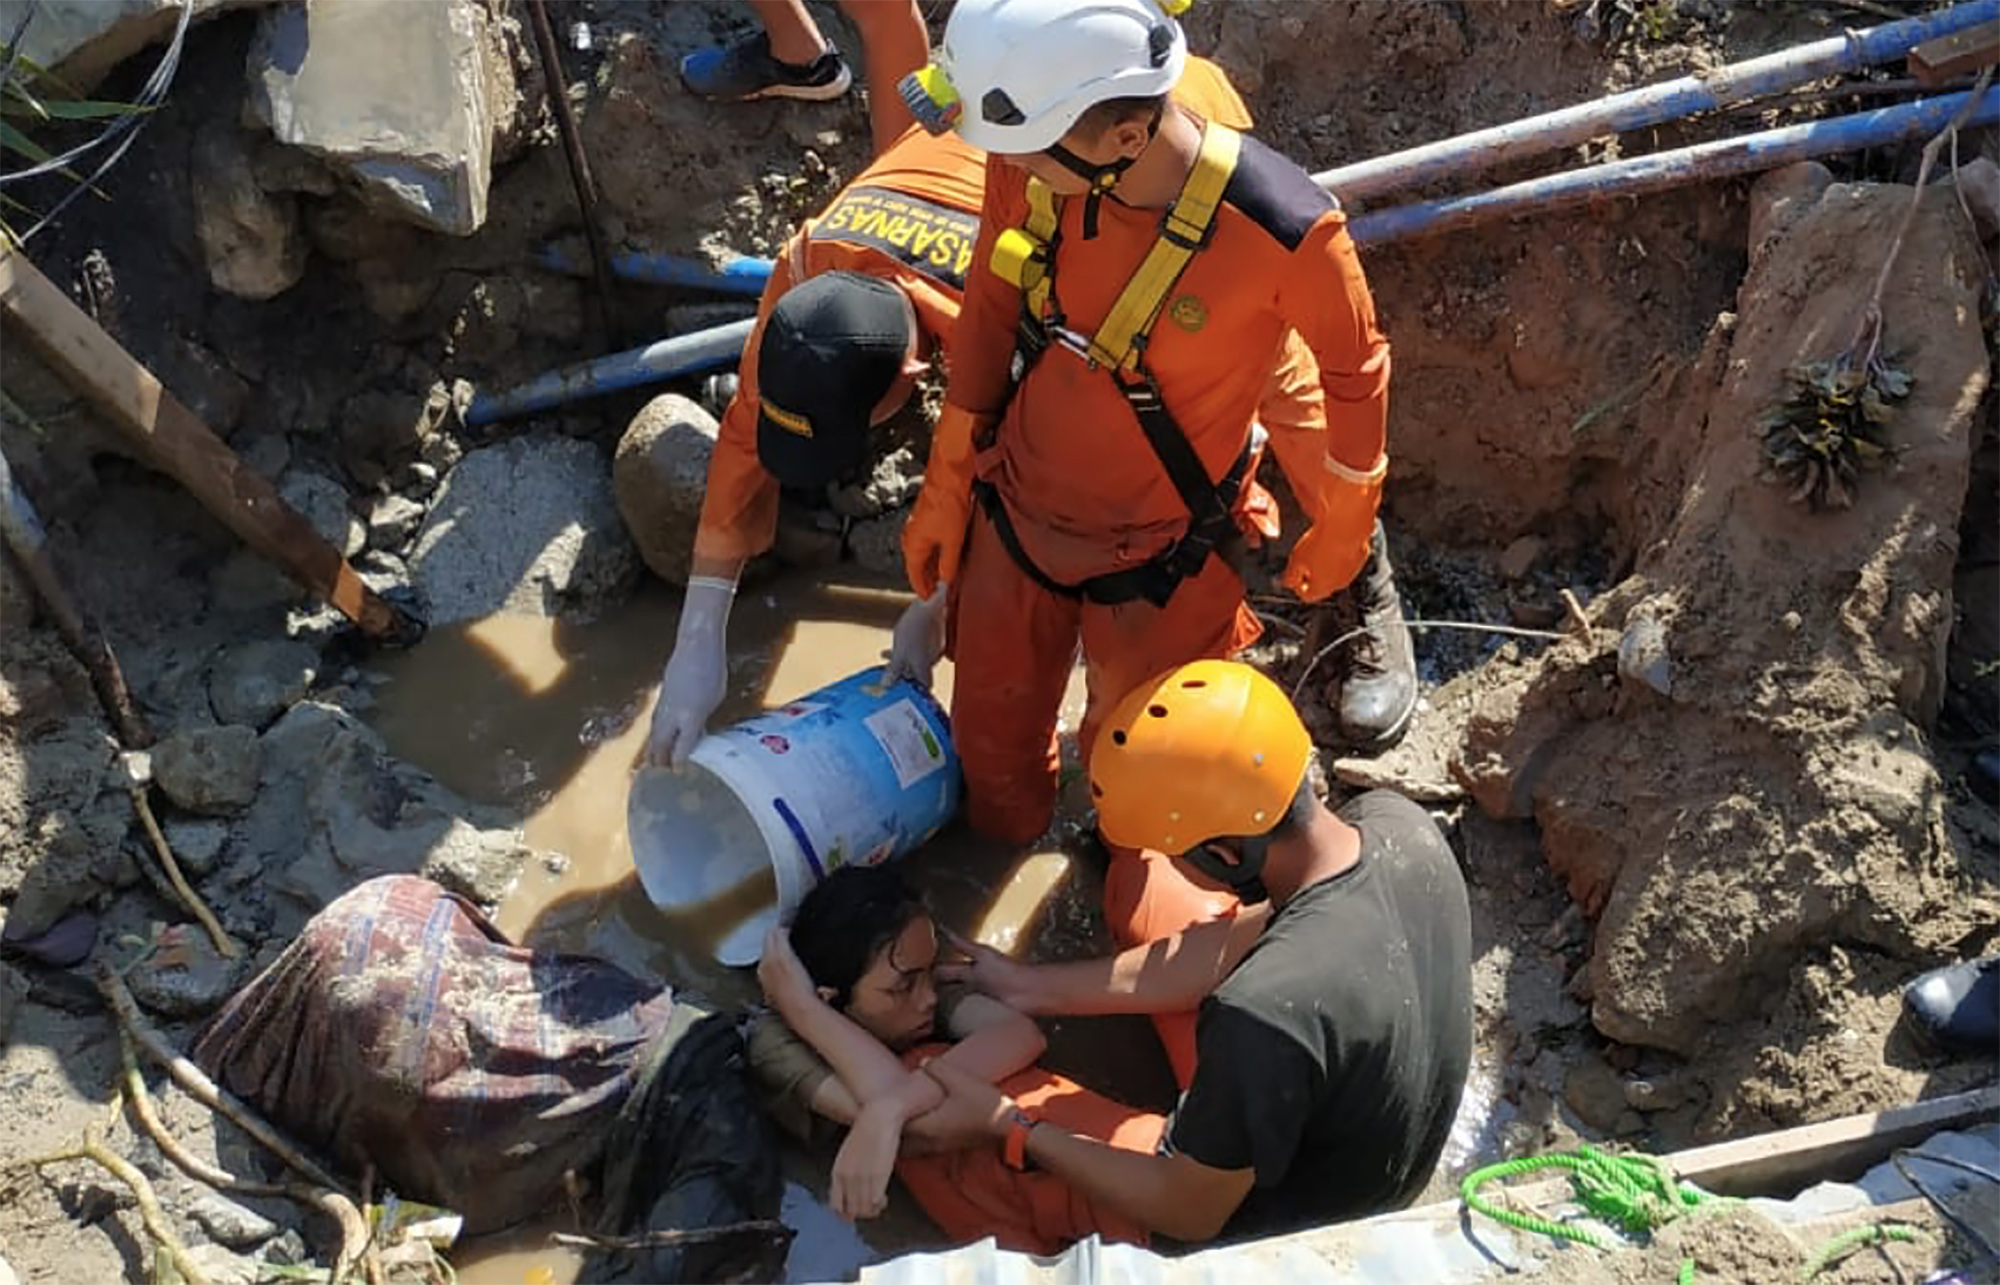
411, 434, 636, 623
242, 703, 531, 935
245, 0, 498, 236
613, 393, 718, 589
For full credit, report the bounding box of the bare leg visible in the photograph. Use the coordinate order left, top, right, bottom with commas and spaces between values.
749, 0, 830, 65
837, 0, 926, 155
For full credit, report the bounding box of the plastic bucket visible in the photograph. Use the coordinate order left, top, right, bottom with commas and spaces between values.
628, 666, 962, 965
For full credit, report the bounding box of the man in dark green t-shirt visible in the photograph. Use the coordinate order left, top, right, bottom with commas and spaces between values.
923, 659, 1472, 1243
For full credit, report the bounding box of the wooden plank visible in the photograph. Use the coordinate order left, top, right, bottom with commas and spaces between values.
1667, 1085, 2000, 1196
0, 249, 420, 643
1909, 20, 2000, 87
1347, 1086, 2000, 1241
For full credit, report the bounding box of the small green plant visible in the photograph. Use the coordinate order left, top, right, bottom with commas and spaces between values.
1759, 355, 1912, 510
0, 25, 164, 247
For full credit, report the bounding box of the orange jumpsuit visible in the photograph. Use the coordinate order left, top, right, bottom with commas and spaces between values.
893, 1045, 1166, 1254
940, 114, 1391, 851
691, 58, 1262, 565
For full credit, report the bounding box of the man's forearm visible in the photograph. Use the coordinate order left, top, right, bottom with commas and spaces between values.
1022, 1125, 1223, 1242
1018, 910, 1268, 1016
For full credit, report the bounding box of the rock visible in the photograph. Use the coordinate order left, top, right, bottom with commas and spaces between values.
188, 1191, 279, 1248
1562, 1054, 1628, 1133
207, 638, 319, 729
1957, 156, 2000, 241
182, 1243, 260, 1285
367, 494, 427, 550
303, 193, 419, 263
421, 826, 529, 905
126, 924, 244, 1017
250, 136, 340, 196
0, 0, 274, 93
0, 961, 28, 1044
1623, 1074, 1697, 1114
339, 390, 430, 481
190, 126, 306, 301
153, 725, 262, 815
413, 435, 637, 623
209, 547, 300, 613
239, 431, 291, 481
354, 549, 412, 600
261, 1229, 310, 1268
1499, 535, 1545, 582
613, 395, 719, 588
1526, 1047, 1567, 1097
1616, 613, 1672, 697
396, 460, 441, 499
1747, 161, 1832, 258
246, 0, 499, 235
8, 811, 106, 940
828, 446, 923, 520
847, 509, 908, 578
162, 818, 230, 878
243, 703, 529, 931
278, 471, 365, 558
445, 277, 524, 365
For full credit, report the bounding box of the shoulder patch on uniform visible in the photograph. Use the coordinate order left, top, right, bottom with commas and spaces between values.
1223, 133, 1339, 253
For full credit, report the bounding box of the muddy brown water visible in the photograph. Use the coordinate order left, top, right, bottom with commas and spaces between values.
365, 569, 1179, 1283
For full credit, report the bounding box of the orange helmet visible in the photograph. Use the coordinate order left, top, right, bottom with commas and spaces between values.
1090, 659, 1314, 854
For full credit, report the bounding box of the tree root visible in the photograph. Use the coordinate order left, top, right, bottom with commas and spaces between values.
21, 1126, 212, 1285
98, 962, 348, 1196
116, 1031, 371, 1283
127, 785, 240, 960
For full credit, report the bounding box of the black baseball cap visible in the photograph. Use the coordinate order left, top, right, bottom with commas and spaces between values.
755, 271, 913, 488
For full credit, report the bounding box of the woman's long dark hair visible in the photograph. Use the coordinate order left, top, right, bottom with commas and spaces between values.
787, 864, 925, 1009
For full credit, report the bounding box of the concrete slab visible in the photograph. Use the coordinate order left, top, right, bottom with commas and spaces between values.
245, 0, 495, 235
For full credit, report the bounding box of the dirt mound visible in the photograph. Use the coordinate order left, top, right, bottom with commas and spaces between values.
1454, 180, 1995, 1056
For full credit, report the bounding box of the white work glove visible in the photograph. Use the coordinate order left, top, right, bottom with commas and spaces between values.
883, 584, 948, 690
644, 575, 736, 769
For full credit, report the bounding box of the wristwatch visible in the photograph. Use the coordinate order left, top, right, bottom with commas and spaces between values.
1002, 1105, 1038, 1172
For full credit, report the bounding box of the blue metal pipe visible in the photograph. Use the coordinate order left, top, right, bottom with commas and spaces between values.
464, 318, 756, 427
534, 243, 775, 296
1316, 1, 1997, 203
1349, 89, 1999, 248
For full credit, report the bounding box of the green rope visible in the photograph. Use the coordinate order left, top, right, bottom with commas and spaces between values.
1800, 1222, 1924, 1280
1678, 1255, 1696, 1285
1460, 1145, 1719, 1252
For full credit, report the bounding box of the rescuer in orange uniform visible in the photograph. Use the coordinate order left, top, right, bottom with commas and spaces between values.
888, 0, 1419, 1083
642, 53, 1297, 770
894, 0, 1414, 844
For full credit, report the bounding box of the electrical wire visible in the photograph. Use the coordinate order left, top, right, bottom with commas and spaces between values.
0, 0, 191, 242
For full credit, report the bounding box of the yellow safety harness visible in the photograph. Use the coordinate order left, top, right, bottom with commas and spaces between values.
977, 119, 1252, 609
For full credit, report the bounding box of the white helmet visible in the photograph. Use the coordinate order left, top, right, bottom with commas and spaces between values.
931, 0, 1188, 155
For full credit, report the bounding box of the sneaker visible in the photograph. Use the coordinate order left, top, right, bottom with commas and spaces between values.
678, 31, 852, 103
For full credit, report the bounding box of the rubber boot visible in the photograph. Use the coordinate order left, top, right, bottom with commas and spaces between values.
1902, 955, 2000, 1056
1330, 520, 1418, 752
